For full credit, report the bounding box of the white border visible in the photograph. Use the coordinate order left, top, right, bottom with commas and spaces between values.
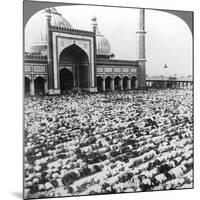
0, 0, 199, 200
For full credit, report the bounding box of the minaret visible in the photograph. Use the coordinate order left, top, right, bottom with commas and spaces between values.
45, 9, 54, 94
91, 16, 97, 89
136, 8, 147, 89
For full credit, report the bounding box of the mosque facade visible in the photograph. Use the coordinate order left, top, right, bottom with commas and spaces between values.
24, 8, 147, 95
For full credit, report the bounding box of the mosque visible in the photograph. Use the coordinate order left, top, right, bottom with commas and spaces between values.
24, 7, 147, 95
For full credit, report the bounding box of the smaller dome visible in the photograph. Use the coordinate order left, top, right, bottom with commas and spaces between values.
96, 30, 111, 56
92, 17, 111, 57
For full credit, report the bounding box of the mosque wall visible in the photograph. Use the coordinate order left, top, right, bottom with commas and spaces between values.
24, 56, 141, 94
96, 65, 138, 79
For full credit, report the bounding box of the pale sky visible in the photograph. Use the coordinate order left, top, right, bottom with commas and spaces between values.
25, 5, 192, 77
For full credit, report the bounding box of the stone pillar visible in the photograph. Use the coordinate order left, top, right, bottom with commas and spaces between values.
170, 81, 173, 89
45, 9, 55, 95
77, 66, 80, 87
185, 82, 187, 88
179, 82, 182, 89
173, 82, 176, 89
163, 81, 167, 89
149, 81, 152, 88
111, 79, 114, 90
102, 78, 106, 91
73, 65, 76, 87
128, 78, 131, 90
44, 81, 48, 94
175, 82, 178, 89
91, 16, 98, 92
120, 79, 123, 90
30, 78, 35, 95
190, 82, 192, 89
75, 65, 77, 87
136, 9, 147, 89
135, 79, 138, 89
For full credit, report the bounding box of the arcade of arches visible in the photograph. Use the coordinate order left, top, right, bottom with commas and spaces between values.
146, 80, 193, 89
97, 76, 138, 91
25, 76, 47, 95
25, 75, 138, 95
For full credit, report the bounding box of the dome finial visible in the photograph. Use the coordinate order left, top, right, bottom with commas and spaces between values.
91, 15, 97, 22
45, 7, 58, 14
91, 15, 98, 29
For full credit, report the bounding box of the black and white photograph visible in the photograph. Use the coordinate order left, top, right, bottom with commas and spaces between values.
23, 0, 193, 199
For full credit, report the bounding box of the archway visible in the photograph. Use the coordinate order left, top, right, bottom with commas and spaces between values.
60, 68, 73, 92
166, 81, 173, 89
105, 76, 112, 90
25, 77, 31, 94
114, 76, 121, 90
123, 76, 129, 90
34, 76, 45, 94
97, 76, 103, 91
131, 76, 137, 89
59, 44, 89, 89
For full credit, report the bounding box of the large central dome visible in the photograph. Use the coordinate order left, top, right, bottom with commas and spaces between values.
26, 9, 112, 58
25, 8, 72, 54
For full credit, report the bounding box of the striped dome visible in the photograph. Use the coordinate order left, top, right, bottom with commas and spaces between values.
25, 8, 72, 54
96, 30, 111, 56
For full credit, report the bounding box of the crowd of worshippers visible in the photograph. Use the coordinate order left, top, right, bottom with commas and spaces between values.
24, 89, 193, 198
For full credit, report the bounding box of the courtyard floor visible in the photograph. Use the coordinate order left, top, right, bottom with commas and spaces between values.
24, 89, 193, 198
